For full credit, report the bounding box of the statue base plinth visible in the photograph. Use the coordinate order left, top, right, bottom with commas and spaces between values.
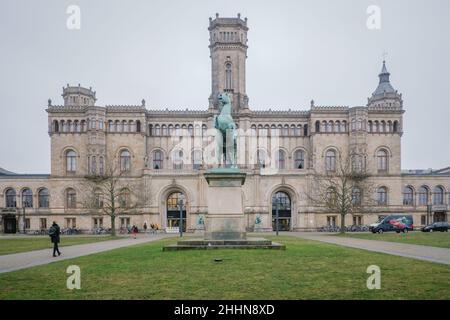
203, 169, 247, 240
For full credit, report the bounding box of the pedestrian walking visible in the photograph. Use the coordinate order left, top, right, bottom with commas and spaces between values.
48, 221, 61, 257
143, 222, 148, 233
150, 223, 155, 235
132, 225, 138, 239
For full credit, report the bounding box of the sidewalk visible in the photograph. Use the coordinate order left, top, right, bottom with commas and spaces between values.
0, 234, 175, 274
291, 232, 450, 265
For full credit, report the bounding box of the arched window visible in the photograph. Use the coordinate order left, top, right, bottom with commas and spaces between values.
74, 120, 80, 132
5, 188, 16, 208
325, 150, 336, 172
53, 120, 59, 133
433, 186, 444, 205
293, 125, 301, 136
94, 189, 103, 208
175, 124, 181, 136
377, 187, 388, 205
162, 124, 167, 136
136, 120, 141, 133
282, 125, 289, 136
225, 63, 232, 90
276, 150, 286, 169
38, 188, 49, 208
393, 121, 399, 133
202, 124, 207, 136
188, 124, 194, 136
129, 120, 135, 132
91, 156, 97, 174
377, 149, 388, 172
352, 188, 362, 206
294, 150, 305, 169
66, 150, 77, 172
99, 156, 104, 175
250, 124, 257, 136
192, 150, 202, 170
120, 150, 131, 172
119, 188, 130, 208
303, 124, 308, 136
334, 121, 340, 133
81, 120, 87, 132
380, 121, 386, 133
341, 121, 347, 132
257, 149, 267, 168
387, 121, 392, 132
418, 186, 429, 206
66, 188, 76, 208
173, 150, 184, 170
122, 120, 129, 132
153, 150, 163, 169
22, 188, 33, 208
327, 121, 333, 133
368, 121, 373, 133
315, 121, 320, 133
403, 186, 414, 206
154, 124, 161, 136
168, 124, 174, 135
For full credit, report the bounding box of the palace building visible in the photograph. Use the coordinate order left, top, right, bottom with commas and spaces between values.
0, 14, 449, 234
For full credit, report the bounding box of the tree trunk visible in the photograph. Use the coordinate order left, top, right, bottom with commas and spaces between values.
111, 216, 116, 236
340, 212, 346, 234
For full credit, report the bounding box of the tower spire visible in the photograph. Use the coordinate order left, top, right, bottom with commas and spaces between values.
372, 60, 395, 96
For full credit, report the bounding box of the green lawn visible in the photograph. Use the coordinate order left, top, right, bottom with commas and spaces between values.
0, 236, 119, 255
0, 236, 449, 300
335, 232, 450, 248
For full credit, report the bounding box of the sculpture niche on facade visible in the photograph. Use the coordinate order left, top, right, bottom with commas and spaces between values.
213, 92, 237, 169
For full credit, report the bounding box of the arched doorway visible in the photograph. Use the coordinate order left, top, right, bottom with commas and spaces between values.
272, 192, 291, 231
167, 192, 187, 232
3, 214, 17, 234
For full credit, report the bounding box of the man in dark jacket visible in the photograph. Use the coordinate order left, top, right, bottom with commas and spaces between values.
49, 221, 61, 257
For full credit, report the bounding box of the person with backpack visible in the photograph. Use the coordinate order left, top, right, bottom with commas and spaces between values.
48, 221, 61, 257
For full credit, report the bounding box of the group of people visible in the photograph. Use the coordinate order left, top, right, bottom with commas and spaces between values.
142, 222, 159, 234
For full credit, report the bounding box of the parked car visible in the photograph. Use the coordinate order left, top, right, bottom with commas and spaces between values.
370, 215, 414, 234
421, 222, 450, 232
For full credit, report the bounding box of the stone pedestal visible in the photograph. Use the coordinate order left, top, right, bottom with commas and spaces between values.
162, 168, 286, 251
203, 169, 247, 240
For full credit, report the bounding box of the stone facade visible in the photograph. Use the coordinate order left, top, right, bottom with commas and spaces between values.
1, 14, 449, 233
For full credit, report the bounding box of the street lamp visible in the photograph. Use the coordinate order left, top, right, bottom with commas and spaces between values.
23, 207, 26, 234
427, 204, 432, 225
275, 197, 280, 236
178, 198, 184, 237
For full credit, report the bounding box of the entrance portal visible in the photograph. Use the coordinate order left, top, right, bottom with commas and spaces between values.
167, 192, 186, 232
3, 215, 17, 234
272, 191, 291, 231
434, 212, 447, 222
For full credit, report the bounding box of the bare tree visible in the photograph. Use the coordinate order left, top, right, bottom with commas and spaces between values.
307, 154, 376, 233
81, 157, 146, 236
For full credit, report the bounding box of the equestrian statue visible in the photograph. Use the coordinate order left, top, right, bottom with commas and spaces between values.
214, 92, 237, 168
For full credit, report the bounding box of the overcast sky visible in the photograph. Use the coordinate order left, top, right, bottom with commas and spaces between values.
0, 0, 449, 173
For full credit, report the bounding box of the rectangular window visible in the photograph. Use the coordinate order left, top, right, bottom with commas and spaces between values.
65, 218, 76, 228
25, 218, 30, 229
327, 216, 337, 227
40, 218, 47, 230
421, 215, 426, 226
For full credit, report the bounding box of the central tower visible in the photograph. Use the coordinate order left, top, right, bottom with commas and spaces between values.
208, 13, 249, 111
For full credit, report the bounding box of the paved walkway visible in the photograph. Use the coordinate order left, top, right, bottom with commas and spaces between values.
291, 232, 450, 265
0, 234, 175, 274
